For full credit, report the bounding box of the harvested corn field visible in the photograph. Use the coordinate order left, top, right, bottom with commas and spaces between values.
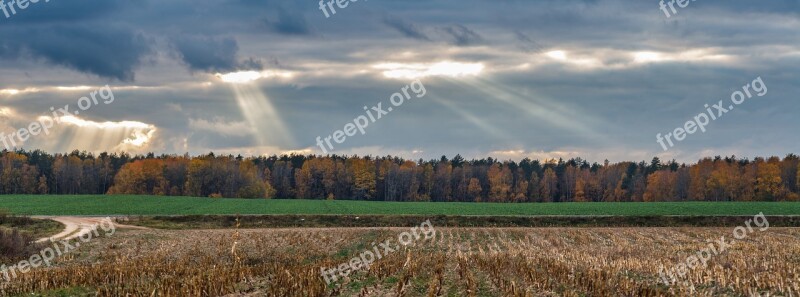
1, 226, 798, 297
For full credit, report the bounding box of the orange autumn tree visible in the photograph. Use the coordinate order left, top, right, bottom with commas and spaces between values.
755, 158, 785, 201
643, 170, 676, 202
108, 159, 170, 195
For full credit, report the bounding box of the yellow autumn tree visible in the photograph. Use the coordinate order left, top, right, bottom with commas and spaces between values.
756, 161, 784, 201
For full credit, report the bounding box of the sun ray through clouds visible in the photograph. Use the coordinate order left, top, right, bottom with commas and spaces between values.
32, 115, 158, 153
228, 83, 294, 148
443, 77, 610, 144
427, 94, 509, 139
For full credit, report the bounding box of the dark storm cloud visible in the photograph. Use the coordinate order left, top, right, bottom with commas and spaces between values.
439, 24, 484, 46
514, 31, 545, 53
0, 0, 144, 81
173, 36, 241, 73
0, 0, 121, 24
266, 8, 312, 35
0, 26, 151, 81
383, 16, 431, 41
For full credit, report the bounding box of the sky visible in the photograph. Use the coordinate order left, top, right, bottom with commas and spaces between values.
0, 0, 798, 163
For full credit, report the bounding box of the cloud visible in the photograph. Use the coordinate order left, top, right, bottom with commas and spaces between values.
0, 0, 121, 24
440, 24, 484, 46
514, 31, 544, 53
189, 118, 254, 137
486, 149, 684, 164
266, 8, 311, 35
383, 16, 430, 41
373, 61, 484, 79
0, 107, 17, 121
0, 26, 152, 81
14, 115, 160, 154
214, 70, 294, 84
173, 36, 241, 73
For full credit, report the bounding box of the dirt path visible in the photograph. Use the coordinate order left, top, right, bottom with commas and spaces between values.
32, 216, 149, 243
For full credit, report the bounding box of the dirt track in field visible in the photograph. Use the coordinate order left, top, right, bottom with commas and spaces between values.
32, 216, 148, 242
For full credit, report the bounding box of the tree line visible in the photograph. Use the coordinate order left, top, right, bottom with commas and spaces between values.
0, 149, 798, 202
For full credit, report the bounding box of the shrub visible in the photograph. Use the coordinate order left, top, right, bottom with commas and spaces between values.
0, 227, 42, 263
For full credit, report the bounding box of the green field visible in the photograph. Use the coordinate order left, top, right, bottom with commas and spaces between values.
0, 195, 798, 216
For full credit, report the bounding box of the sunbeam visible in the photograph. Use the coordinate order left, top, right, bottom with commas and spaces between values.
443, 77, 609, 144
229, 83, 294, 148
475, 77, 605, 124
428, 94, 509, 139
38, 115, 158, 153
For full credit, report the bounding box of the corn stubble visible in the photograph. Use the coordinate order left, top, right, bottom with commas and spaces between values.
0, 227, 797, 296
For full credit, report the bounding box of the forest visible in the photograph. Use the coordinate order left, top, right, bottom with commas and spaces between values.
0, 149, 798, 202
